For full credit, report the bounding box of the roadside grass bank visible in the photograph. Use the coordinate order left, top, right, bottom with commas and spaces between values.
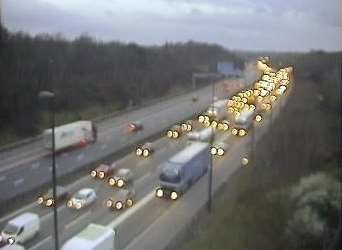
179, 78, 341, 250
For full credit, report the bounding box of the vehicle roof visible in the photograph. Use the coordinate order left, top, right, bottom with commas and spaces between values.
96, 164, 109, 170
116, 168, 132, 177
168, 142, 208, 165
112, 189, 133, 201
8, 213, 38, 226
44, 121, 91, 134
76, 188, 94, 196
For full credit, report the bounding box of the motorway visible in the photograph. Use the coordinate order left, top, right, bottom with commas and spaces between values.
0, 80, 241, 204
0, 80, 290, 250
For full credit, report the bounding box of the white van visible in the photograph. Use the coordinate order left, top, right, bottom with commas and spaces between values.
1, 213, 39, 244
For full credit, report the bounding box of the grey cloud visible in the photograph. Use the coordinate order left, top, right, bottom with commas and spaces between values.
2, 0, 341, 51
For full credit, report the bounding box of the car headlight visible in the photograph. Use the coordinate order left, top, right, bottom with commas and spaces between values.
198, 115, 205, 123
173, 131, 179, 138
170, 191, 178, 200
115, 201, 123, 210
37, 197, 44, 204
255, 114, 262, 122
211, 120, 218, 128
181, 123, 187, 131
7, 237, 15, 245
217, 123, 223, 130
67, 200, 73, 207
238, 129, 246, 137
223, 123, 229, 131
187, 124, 192, 131
156, 188, 164, 198
203, 120, 210, 127
75, 202, 82, 210
210, 147, 217, 155
46, 199, 54, 207
217, 148, 225, 156
117, 179, 125, 188
232, 128, 238, 135
98, 171, 105, 179
143, 149, 149, 157
106, 199, 113, 208
204, 115, 210, 121
167, 130, 173, 138
108, 177, 116, 186
90, 170, 97, 177
136, 148, 143, 156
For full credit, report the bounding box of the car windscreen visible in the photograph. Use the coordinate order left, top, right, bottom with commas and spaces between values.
3, 223, 18, 235
160, 169, 181, 183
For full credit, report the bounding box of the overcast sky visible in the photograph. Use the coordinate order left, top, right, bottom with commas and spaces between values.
2, 0, 342, 51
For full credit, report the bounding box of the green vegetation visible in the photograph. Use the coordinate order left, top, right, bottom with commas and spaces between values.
0, 25, 243, 144
180, 52, 341, 250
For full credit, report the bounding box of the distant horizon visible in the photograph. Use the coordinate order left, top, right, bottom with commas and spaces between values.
2, 24, 341, 54
2, 0, 341, 52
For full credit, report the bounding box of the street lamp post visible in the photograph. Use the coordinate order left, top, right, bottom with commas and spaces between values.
38, 91, 59, 250
207, 78, 215, 213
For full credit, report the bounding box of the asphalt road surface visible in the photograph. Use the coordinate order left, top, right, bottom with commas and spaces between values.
0, 83, 290, 250
0, 80, 242, 203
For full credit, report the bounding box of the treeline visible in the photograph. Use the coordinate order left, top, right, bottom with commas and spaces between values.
0, 25, 243, 138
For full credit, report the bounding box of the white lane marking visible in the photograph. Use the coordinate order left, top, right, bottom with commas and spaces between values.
101, 144, 108, 150
0, 175, 6, 182
64, 210, 92, 230
0, 151, 49, 173
77, 153, 84, 161
107, 191, 154, 228
134, 173, 152, 187
29, 235, 53, 250
31, 162, 40, 170
13, 178, 24, 186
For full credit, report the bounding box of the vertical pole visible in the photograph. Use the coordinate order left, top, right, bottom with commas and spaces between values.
208, 78, 215, 212
51, 98, 59, 250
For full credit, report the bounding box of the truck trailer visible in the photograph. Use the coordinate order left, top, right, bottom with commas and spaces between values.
61, 224, 114, 250
43, 120, 97, 152
156, 142, 209, 200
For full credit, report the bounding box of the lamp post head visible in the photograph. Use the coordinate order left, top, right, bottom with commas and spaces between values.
38, 91, 55, 99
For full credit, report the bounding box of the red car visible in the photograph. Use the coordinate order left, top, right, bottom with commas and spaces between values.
90, 163, 117, 179
128, 121, 143, 133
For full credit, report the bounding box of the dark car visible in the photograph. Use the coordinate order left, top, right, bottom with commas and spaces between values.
127, 121, 143, 133
90, 163, 117, 179
106, 189, 135, 210
37, 186, 70, 207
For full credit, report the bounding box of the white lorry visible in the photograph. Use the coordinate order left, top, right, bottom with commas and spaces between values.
0, 213, 40, 245
43, 120, 97, 151
61, 224, 115, 250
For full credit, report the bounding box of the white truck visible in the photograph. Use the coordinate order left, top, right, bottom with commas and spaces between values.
61, 224, 114, 250
43, 120, 97, 152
